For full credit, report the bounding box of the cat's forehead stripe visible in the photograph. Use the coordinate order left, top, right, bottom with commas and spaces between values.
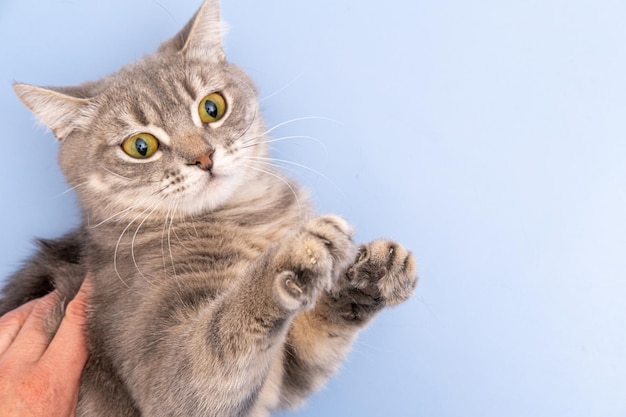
137, 94, 166, 128
131, 103, 149, 127
181, 77, 197, 102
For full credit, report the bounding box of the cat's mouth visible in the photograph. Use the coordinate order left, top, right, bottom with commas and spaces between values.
200, 169, 228, 189
205, 169, 221, 181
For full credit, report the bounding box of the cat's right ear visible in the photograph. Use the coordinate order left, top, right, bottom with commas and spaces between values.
157, 0, 226, 63
13, 83, 90, 140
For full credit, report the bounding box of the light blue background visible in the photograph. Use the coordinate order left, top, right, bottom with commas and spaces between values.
1, 1, 625, 416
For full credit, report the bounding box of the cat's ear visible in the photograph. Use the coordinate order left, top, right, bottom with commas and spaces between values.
158, 0, 226, 62
13, 83, 91, 140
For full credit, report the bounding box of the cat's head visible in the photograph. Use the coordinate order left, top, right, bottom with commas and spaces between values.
14, 0, 269, 220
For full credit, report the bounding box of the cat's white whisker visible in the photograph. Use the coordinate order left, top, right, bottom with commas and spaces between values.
113, 205, 158, 289
102, 166, 161, 184
244, 156, 346, 199
244, 163, 303, 219
241, 157, 299, 175
240, 135, 328, 159
246, 156, 326, 177
88, 205, 139, 228
102, 166, 133, 181
263, 116, 338, 136
113, 200, 165, 288
131, 199, 163, 286
240, 158, 312, 191
167, 199, 179, 279
160, 203, 171, 275
265, 135, 326, 149
259, 73, 302, 103
55, 181, 88, 198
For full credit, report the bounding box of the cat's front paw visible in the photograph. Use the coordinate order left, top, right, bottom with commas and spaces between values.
348, 240, 417, 307
275, 215, 355, 311
327, 239, 417, 323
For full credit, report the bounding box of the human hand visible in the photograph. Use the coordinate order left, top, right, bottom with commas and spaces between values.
0, 278, 90, 417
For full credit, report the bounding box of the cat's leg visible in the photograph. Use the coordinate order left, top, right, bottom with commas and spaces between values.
128, 215, 354, 417
273, 239, 418, 410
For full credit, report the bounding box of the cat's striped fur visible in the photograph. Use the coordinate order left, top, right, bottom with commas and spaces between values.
0, 1, 417, 416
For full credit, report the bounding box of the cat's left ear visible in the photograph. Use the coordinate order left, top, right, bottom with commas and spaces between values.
13, 83, 91, 140
158, 0, 226, 63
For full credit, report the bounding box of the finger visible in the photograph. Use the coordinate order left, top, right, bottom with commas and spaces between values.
0, 299, 39, 356
42, 277, 91, 375
6, 291, 60, 362
39, 278, 90, 417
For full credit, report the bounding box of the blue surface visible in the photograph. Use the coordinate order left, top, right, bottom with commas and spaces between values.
1, 1, 625, 416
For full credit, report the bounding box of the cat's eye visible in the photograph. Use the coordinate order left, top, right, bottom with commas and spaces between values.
199, 92, 227, 124
122, 133, 159, 159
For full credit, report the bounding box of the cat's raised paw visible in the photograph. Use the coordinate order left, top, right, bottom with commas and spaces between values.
345, 239, 417, 308
274, 215, 355, 310
302, 215, 354, 273
334, 239, 417, 321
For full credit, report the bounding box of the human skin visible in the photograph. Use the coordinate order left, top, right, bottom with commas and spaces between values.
0, 278, 90, 417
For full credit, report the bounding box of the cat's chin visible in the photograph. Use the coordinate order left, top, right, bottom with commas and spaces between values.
175, 171, 243, 217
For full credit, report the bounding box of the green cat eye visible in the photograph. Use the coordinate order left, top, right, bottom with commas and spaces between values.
122, 133, 159, 159
199, 92, 227, 123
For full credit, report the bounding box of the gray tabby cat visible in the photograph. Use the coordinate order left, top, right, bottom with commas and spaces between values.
0, 1, 417, 416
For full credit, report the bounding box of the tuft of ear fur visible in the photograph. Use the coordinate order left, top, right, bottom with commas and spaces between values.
158, 0, 227, 62
13, 83, 90, 140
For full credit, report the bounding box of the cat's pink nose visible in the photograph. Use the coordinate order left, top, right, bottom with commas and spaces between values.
191, 150, 214, 171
